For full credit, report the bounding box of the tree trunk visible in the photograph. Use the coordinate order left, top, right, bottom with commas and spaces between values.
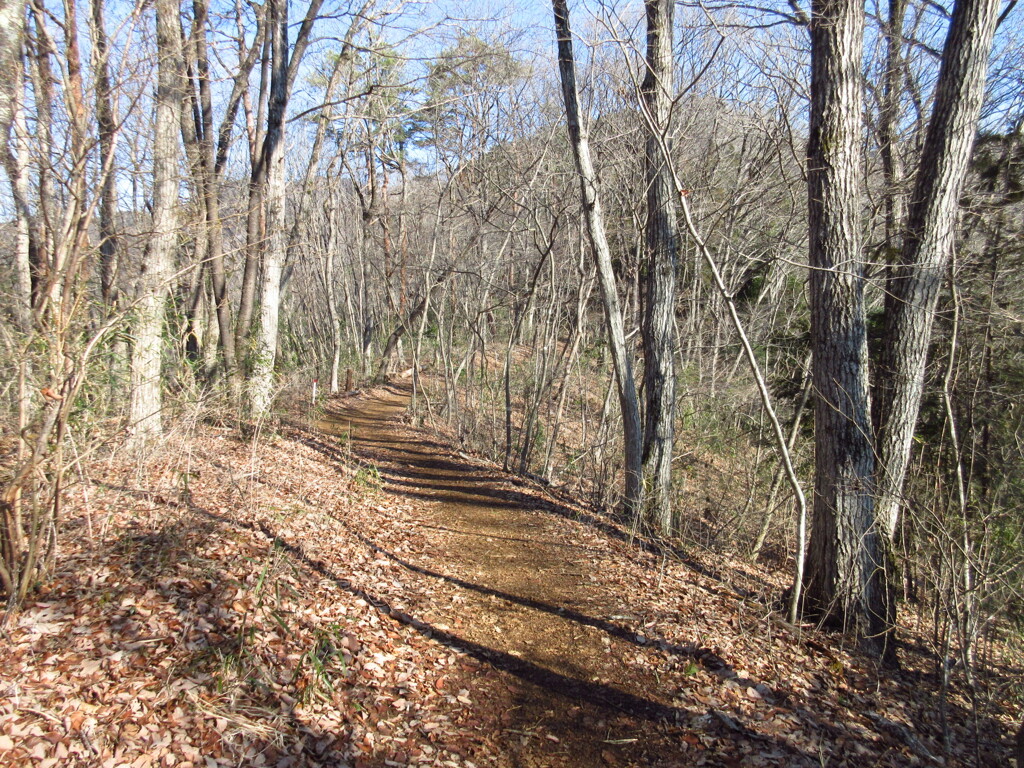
235, 28, 272, 364
28, 1, 55, 285
552, 0, 643, 514
189, 0, 242, 397
376, 270, 451, 382
326, 203, 342, 394
0, 0, 34, 326
7, 34, 33, 334
878, 0, 908, 251
803, 0, 890, 655
874, 0, 1001, 543
248, 0, 287, 418
0, 9, 40, 315
129, 0, 183, 445
0, 0, 23, 159
91, 0, 119, 314
640, 0, 678, 535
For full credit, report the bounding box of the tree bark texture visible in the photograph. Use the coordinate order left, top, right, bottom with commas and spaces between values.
804, 0, 889, 652
326, 203, 343, 394
129, 0, 183, 445
248, 0, 288, 418
640, 0, 678, 535
874, 0, 1001, 542
27, 2, 55, 276
878, 0, 907, 250
190, 0, 241, 391
235, 28, 272, 364
91, 0, 119, 311
0, 0, 24, 161
4, 24, 33, 334
552, 0, 643, 514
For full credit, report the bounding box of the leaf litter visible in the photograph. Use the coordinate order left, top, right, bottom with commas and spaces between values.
0, 384, 1018, 767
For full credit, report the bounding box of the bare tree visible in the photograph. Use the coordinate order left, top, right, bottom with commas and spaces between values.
0, 0, 23, 156
128, 0, 185, 445
182, 0, 264, 397
640, 0, 679, 534
90, 0, 118, 312
874, 0, 1002, 543
0, 0, 30, 332
552, 0, 643, 515
802, 0, 889, 654
236, 0, 326, 371
248, 0, 288, 418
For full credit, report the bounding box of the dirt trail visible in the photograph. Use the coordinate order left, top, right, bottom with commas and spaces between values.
316, 384, 808, 767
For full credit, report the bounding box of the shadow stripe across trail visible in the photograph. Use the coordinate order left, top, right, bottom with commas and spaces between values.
309, 383, 817, 768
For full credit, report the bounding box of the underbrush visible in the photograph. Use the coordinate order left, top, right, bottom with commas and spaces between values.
0, 397, 472, 766
414, 354, 798, 557
411, 354, 1024, 757
2, 378, 1020, 765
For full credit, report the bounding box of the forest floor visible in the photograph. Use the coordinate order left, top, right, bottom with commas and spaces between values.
0, 383, 1018, 767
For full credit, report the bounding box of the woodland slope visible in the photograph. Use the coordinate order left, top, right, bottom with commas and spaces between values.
0, 385, 1018, 767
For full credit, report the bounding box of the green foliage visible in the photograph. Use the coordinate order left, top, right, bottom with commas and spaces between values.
204, 544, 299, 693
354, 463, 382, 490
424, 33, 530, 157
296, 622, 351, 704
316, 38, 425, 164
426, 34, 529, 102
